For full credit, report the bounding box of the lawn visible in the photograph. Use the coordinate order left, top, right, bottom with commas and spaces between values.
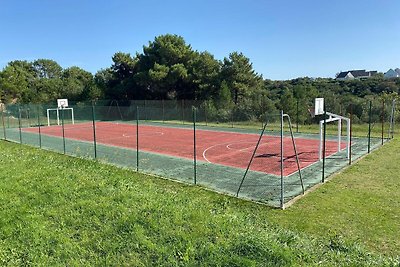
0, 139, 398, 266
269, 136, 400, 256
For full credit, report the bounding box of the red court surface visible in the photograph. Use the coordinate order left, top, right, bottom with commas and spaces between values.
24, 122, 344, 176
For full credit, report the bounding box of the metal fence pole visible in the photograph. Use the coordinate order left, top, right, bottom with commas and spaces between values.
280, 110, 284, 209
231, 107, 234, 128
205, 104, 208, 126
37, 105, 42, 148
1, 105, 6, 140
381, 99, 384, 145
236, 120, 268, 197
136, 106, 139, 172
322, 108, 326, 183
349, 104, 353, 165
162, 99, 165, 123
193, 107, 197, 184
18, 106, 22, 144
367, 101, 372, 153
296, 98, 299, 133
286, 115, 304, 194
92, 103, 97, 159
391, 100, 396, 139
181, 99, 184, 124
388, 99, 395, 139
27, 108, 31, 127
61, 107, 66, 154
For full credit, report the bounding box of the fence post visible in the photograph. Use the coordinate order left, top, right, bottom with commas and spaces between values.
193, 107, 197, 185
27, 108, 31, 127
205, 104, 208, 126
37, 105, 42, 148
61, 107, 66, 154
231, 107, 234, 128
280, 110, 284, 209
296, 98, 299, 133
92, 103, 97, 159
18, 106, 22, 144
1, 105, 6, 140
322, 107, 326, 182
162, 99, 165, 123
388, 99, 395, 139
349, 104, 353, 165
136, 106, 139, 172
181, 99, 184, 124
367, 101, 372, 153
381, 99, 384, 145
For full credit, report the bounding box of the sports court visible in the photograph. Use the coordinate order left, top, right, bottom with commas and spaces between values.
1, 98, 394, 208
23, 121, 344, 176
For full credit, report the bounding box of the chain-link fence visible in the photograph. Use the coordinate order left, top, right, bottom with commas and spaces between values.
0, 98, 396, 208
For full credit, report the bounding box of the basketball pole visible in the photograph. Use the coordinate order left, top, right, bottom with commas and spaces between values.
61, 106, 66, 155
322, 105, 326, 183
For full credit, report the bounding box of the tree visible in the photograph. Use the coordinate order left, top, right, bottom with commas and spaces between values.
62, 66, 97, 100
0, 60, 35, 103
134, 34, 196, 99
221, 52, 263, 105
31, 59, 63, 102
190, 51, 221, 100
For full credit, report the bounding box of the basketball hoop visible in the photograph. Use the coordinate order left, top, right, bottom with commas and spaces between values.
57, 99, 68, 109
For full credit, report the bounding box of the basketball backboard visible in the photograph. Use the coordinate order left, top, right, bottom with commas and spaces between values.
57, 99, 69, 108
315, 98, 324, 115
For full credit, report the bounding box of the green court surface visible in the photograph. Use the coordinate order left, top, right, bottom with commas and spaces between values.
2, 120, 386, 208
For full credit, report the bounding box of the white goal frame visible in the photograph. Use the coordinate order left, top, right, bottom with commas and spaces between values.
319, 112, 350, 161
46, 107, 75, 126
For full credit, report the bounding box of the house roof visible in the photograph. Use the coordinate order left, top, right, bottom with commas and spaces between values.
396, 68, 400, 75
349, 70, 369, 77
337, 69, 378, 79
336, 71, 350, 78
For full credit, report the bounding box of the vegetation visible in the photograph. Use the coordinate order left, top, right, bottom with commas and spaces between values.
1, 34, 399, 125
0, 139, 398, 266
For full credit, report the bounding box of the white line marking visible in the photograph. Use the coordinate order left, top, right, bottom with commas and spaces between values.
202, 140, 262, 163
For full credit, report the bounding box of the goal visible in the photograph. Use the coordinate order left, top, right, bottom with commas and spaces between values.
46, 99, 75, 126
315, 98, 350, 160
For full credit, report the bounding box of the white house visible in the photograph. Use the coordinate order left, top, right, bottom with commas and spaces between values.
384, 68, 400, 79
336, 70, 377, 80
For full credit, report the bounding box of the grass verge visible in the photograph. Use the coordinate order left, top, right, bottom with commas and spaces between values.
0, 140, 398, 266
269, 137, 400, 256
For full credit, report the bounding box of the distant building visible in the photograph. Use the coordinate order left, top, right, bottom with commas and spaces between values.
384, 68, 400, 79
336, 69, 377, 80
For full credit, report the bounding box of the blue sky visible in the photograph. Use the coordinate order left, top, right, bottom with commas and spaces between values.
1, 0, 399, 80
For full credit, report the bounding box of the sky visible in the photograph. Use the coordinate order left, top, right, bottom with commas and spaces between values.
0, 0, 399, 80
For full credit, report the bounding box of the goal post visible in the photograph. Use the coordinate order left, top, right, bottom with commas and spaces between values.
46, 99, 75, 126
315, 98, 350, 161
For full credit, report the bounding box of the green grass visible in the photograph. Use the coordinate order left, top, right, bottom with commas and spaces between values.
269, 136, 400, 256
0, 140, 398, 265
